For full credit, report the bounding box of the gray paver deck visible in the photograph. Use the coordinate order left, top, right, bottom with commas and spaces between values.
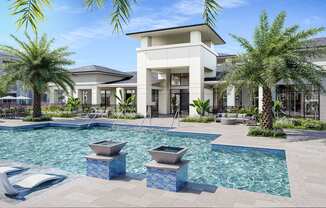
0, 118, 326, 207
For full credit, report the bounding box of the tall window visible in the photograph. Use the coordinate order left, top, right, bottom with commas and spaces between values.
276, 85, 320, 119
100, 90, 111, 108
80, 89, 91, 105
170, 73, 189, 86
54, 89, 65, 104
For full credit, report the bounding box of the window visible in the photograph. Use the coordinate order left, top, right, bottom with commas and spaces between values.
170, 73, 189, 86
126, 89, 136, 99
54, 89, 65, 104
100, 90, 111, 108
276, 85, 320, 119
80, 89, 91, 105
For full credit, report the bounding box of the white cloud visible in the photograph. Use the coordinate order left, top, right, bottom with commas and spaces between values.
303, 16, 323, 26
219, 0, 247, 8
56, 21, 113, 49
173, 0, 203, 16
52, 3, 86, 14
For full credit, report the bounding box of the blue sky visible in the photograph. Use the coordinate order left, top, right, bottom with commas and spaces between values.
1, 0, 326, 71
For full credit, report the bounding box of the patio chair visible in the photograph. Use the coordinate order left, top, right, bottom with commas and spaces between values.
0, 173, 66, 200
0, 166, 28, 176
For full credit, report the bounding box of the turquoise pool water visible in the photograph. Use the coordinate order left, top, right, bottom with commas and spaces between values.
0, 126, 290, 196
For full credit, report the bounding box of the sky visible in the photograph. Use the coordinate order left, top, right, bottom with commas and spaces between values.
1, 0, 326, 72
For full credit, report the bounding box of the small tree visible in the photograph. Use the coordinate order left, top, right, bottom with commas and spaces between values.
115, 90, 136, 114
66, 97, 81, 112
190, 98, 211, 116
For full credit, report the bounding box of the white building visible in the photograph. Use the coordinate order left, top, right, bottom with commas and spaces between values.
2, 24, 326, 120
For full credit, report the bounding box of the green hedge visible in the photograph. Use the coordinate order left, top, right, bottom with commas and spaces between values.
181, 116, 214, 123
109, 112, 143, 120
44, 112, 77, 118
248, 127, 286, 138
274, 117, 326, 130
23, 115, 52, 122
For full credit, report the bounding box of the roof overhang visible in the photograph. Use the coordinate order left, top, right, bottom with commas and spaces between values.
71, 71, 131, 77
126, 23, 225, 45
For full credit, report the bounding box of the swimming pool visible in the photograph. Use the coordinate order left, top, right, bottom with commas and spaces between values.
0, 125, 290, 197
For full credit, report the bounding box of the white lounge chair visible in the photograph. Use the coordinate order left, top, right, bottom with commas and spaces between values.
0, 166, 27, 176
0, 173, 66, 200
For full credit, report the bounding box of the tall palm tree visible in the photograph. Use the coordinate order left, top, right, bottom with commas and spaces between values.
10, 0, 221, 32
0, 33, 75, 118
224, 11, 326, 129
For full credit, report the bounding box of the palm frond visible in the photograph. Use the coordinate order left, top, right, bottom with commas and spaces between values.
203, 0, 221, 28
84, 0, 106, 8
10, 0, 51, 31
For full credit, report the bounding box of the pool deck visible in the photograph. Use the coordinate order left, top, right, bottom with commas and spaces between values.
0, 118, 326, 207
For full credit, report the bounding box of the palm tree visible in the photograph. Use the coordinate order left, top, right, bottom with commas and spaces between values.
224, 11, 326, 129
115, 90, 136, 114
190, 98, 210, 116
10, 0, 221, 32
0, 33, 75, 118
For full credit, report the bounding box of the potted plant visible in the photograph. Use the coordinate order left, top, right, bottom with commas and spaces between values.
89, 140, 127, 156
149, 146, 188, 164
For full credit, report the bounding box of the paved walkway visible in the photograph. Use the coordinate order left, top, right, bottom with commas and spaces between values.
0, 118, 326, 207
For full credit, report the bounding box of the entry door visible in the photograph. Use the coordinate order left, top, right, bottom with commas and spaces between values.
170, 89, 189, 115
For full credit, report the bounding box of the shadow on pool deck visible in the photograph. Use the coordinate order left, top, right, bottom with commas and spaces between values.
285, 129, 326, 142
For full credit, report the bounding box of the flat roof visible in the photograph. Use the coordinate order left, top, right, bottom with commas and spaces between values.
126, 23, 225, 45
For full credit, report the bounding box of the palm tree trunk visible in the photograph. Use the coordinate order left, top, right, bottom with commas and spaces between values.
32, 90, 42, 118
261, 87, 273, 129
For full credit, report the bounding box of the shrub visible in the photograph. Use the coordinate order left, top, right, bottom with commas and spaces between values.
301, 119, 326, 130
181, 116, 214, 123
273, 117, 295, 129
45, 112, 77, 118
23, 115, 52, 122
248, 127, 286, 138
109, 112, 143, 120
43, 104, 65, 112
273, 117, 326, 130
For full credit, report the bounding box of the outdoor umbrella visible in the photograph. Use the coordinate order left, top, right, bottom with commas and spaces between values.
0, 96, 17, 109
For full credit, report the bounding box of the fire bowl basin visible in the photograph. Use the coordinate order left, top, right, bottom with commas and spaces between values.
149, 146, 188, 164
89, 140, 127, 156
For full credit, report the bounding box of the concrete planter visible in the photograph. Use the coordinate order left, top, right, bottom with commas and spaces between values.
89, 140, 127, 156
149, 146, 188, 164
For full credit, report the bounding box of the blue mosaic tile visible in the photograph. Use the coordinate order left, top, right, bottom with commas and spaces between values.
86, 154, 126, 180
146, 163, 188, 192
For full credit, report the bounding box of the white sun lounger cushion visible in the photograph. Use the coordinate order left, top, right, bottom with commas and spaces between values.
0, 167, 20, 174
15, 174, 59, 189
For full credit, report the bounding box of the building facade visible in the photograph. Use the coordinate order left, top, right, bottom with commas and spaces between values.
2, 24, 326, 120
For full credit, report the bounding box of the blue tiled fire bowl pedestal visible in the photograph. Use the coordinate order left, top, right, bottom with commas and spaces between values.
86, 153, 127, 180
145, 160, 189, 192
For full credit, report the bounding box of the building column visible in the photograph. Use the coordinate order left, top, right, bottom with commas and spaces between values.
91, 87, 101, 105
190, 31, 201, 44
158, 72, 170, 115
137, 66, 152, 116
189, 57, 204, 116
227, 86, 235, 107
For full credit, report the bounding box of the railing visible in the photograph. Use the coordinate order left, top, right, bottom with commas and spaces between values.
140, 105, 152, 127
170, 110, 180, 128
